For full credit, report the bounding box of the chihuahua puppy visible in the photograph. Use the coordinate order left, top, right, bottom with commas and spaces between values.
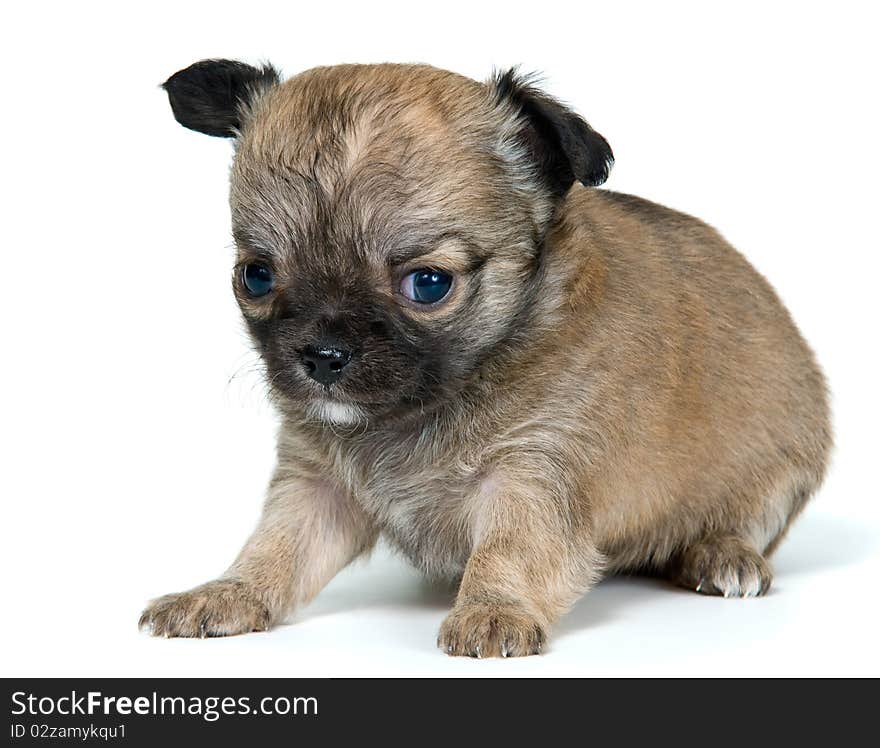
140, 60, 831, 656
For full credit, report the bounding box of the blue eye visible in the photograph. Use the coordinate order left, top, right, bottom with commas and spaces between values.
242, 263, 274, 297
401, 269, 453, 304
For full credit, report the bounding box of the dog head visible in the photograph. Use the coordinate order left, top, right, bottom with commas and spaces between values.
163, 61, 612, 425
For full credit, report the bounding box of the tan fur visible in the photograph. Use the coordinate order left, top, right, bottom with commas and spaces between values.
142, 63, 831, 657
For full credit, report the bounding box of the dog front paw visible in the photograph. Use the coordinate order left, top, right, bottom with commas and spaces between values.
438, 602, 546, 658
139, 579, 271, 638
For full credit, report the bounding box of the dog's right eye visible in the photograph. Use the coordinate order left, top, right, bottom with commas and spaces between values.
242, 263, 274, 297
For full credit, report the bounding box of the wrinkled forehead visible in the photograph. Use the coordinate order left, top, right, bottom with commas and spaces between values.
229, 68, 504, 265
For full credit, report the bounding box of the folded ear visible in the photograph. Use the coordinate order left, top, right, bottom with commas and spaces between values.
163, 59, 280, 137
490, 69, 613, 196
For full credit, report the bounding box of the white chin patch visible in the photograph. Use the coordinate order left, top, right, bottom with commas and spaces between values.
312, 401, 363, 426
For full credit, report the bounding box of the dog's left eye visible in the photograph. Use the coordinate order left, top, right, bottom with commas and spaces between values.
401, 269, 453, 304
242, 263, 274, 297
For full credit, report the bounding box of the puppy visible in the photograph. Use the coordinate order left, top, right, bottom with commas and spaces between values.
140, 60, 831, 657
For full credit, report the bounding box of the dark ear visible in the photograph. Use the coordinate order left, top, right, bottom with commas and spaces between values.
491, 69, 613, 196
162, 59, 280, 137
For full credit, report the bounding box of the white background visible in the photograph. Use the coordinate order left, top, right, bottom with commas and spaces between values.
1, 1, 878, 677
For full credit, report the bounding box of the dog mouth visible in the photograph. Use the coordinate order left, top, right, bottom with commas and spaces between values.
304, 390, 437, 427
267, 362, 445, 425
307, 399, 365, 426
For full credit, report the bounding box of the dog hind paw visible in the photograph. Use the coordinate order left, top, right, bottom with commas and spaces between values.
672, 535, 772, 598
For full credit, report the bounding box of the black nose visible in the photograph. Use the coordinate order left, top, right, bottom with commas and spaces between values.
300, 344, 352, 386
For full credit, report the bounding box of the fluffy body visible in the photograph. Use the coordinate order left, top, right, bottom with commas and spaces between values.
142, 63, 831, 657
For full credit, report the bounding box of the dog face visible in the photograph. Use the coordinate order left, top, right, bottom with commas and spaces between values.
163, 61, 612, 424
